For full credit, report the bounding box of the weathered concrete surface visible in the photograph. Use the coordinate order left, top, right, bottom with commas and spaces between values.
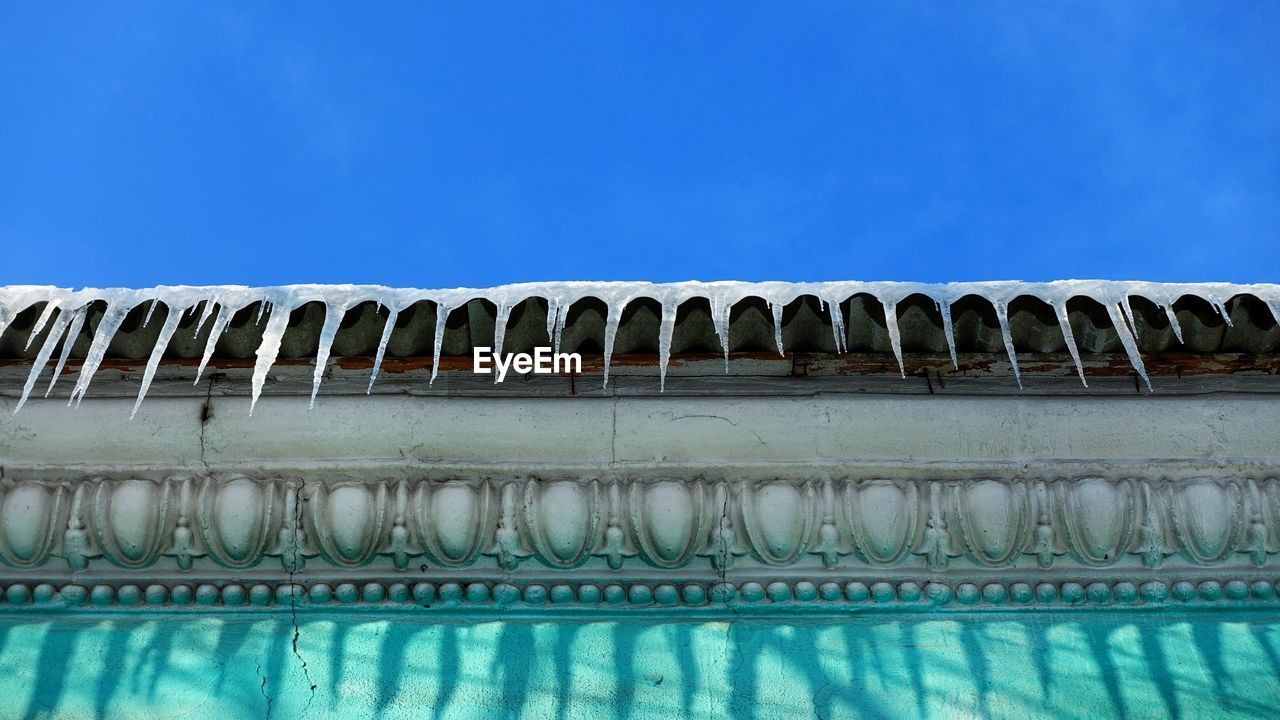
2, 612, 1279, 719
3, 393, 1277, 475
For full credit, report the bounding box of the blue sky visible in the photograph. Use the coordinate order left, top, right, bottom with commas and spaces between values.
1, 3, 1277, 287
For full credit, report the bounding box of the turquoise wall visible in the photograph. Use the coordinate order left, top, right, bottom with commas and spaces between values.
3, 612, 1279, 719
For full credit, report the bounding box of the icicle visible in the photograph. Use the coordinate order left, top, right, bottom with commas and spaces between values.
1163, 303, 1184, 345
14, 309, 73, 413
194, 304, 231, 385
553, 301, 568, 356
545, 298, 560, 347
68, 301, 131, 407
827, 297, 847, 354
881, 299, 905, 379
1212, 296, 1233, 327
602, 299, 628, 389
430, 304, 449, 386
1120, 295, 1139, 342
770, 300, 785, 356
24, 302, 58, 351
1052, 300, 1087, 387
309, 301, 344, 410
936, 298, 958, 371
249, 302, 290, 416
1104, 301, 1152, 392
491, 301, 512, 385
143, 298, 159, 328
710, 297, 730, 372
131, 304, 185, 418
657, 300, 677, 392
47, 306, 86, 397
367, 306, 398, 393
192, 297, 218, 340
993, 301, 1022, 390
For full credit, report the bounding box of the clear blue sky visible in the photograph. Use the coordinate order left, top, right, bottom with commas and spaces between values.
1, 3, 1277, 287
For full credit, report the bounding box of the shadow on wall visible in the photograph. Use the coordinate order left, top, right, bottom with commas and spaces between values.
2, 611, 1279, 719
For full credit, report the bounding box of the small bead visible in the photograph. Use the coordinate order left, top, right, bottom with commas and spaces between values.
335, 583, 359, 604
1140, 581, 1168, 603
60, 585, 88, 606
170, 585, 193, 605
144, 584, 169, 605
1010, 583, 1033, 604
1250, 581, 1275, 600
766, 582, 792, 602
982, 583, 1007, 605
274, 584, 301, 605
925, 582, 952, 605
196, 584, 220, 605
794, 581, 819, 602
1035, 583, 1058, 603
439, 583, 463, 603
819, 582, 843, 601
1113, 582, 1138, 603
955, 583, 980, 605
492, 583, 519, 604
709, 583, 735, 603
5, 584, 31, 605
740, 582, 765, 603
1198, 581, 1223, 601
250, 584, 273, 606
524, 584, 549, 605
220, 585, 245, 607
897, 582, 921, 603
1171, 581, 1197, 601
91, 585, 115, 606
604, 584, 627, 604
655, 585, 680, 605
578, 585, 602, 604
33, 584, 57, 604
550, 585, 575, 604
1225, 580, 1249, 601
1060, 582, 1085, 603
844, 582, 869, 602
682, 584, 706, 605
363, 583, 386, 603
1085, 582, 1111, 604
464, 583, 489, 603
413, 583, 437, 605
388, 583, 410, 603
626, 584, 652, 605
870, 582, 895, 603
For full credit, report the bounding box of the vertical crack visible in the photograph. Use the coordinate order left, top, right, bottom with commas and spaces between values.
256, 662, 273, 720
198, 375, 214, 473
287, 486, 317, 713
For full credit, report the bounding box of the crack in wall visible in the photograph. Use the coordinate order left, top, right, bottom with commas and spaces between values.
255, 662, 272, 720
287, 487, 317, 715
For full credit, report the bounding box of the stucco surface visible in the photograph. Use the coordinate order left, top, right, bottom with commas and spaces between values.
2, 611, 1279, 719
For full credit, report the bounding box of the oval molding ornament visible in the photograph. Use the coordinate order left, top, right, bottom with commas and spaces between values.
413, 481, 494, 567
843, 480, 919, 566
953, 480, 1029, 567
741, 481, 816, 565
91, 479, 174, 569
0, 482, 66, 568
1056, 477, 1137, 567
523, 480, 601, 568
628, 480, 709, 569
1171, 479, 1244, 565
307, 482, 389, 567
198, 476, 280, 569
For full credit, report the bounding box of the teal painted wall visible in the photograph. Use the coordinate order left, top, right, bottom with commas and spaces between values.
3, 612, 1279, 719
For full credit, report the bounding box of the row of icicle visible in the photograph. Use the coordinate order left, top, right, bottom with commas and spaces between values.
0, 281, 1277, 417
